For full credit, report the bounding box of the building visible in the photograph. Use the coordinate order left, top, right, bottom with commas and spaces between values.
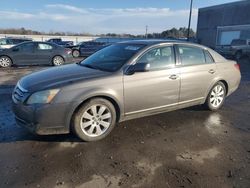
196, 0, 250, 49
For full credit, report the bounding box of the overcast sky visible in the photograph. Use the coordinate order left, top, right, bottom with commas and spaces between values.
0, 0, 241, 34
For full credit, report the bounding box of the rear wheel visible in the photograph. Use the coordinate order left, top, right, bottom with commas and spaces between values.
73, 98, 117, 142
204, 81, 226, 111
0, 56, 12, 67
72, 50, 80, 58
52, 56, 64, 66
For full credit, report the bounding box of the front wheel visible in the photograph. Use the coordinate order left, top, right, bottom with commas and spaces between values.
52, 56, 64, 66
73, 98, 117, 142
204, 81, 226, 111
0, 56, 12, 67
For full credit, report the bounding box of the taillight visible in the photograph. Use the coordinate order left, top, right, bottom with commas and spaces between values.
65, 49, 72, 55
234, 64, 240, 71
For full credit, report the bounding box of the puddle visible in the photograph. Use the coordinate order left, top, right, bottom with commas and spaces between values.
204, 113, 224, 135
59, 142, 79, 148
176, 147, 220, 164
132, 160, 162, 187
76, 174, 121, 188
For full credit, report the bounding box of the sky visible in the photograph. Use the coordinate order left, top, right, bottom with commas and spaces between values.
0, 0, 242, 35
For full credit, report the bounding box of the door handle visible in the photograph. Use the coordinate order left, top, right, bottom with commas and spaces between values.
169, 74, 178, 80
208, 69, 215, 74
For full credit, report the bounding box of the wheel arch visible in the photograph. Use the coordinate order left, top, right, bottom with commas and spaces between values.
219, 80, 228, 95
204, 79, 229, 103
0, 55, 13, 66
52, 55, 65, 65
69, 95, 122, 132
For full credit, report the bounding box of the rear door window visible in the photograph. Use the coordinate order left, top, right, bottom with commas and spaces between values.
177, 45, 206, 66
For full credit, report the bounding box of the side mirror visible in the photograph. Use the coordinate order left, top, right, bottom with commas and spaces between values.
126, 63, 150, 75
12, 48, 19, 52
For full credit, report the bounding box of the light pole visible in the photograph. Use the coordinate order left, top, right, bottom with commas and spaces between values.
145, 25, 148, 39
187, 0, 193, 41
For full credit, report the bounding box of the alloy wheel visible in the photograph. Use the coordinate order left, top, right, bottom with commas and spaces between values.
0, 57, 11, 67
53, 56, 64, 66
80, 104, 112, 137
210, 85, 225, 108
72, 50, 80, 58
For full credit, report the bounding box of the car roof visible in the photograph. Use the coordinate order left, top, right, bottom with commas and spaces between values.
4, 37, 32, 40
13, 41, 60, 47
119, 39, 207, 49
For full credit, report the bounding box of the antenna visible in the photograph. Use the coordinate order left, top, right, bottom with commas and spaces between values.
145, 25, 148, 39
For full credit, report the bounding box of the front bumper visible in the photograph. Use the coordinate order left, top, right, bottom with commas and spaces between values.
12, 101, 71, 135
64, 55, 75, 64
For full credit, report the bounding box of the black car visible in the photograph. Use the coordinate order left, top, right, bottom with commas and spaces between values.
70, 41, 110, 58
46, 38, 74, 47
0, 41, 73, 67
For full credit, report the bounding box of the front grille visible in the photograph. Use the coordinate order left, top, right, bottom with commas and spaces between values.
12, 82, 28, 103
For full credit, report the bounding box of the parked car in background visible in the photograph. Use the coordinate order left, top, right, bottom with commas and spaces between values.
12, 40, 241, 141
215, 39, 250, 59
0, 41, 72, 67
0, 37, 32, 49
69, 38, 138, 58
70, 41, 110, 58
46, 38, 74, 47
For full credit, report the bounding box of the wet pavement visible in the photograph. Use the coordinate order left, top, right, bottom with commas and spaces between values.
0, 59, 250, 188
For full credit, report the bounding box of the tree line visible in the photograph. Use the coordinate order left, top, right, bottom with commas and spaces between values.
0, 27, 195, 39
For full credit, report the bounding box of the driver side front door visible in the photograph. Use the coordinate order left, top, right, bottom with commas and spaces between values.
123, 45, 180, 116
12, 43, 36, 65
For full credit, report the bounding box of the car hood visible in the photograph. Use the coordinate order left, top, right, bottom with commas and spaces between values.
0, 48, 9, 52
19, 63, 111, 92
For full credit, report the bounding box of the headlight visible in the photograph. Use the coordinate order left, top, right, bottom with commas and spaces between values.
26, 89, 60, 104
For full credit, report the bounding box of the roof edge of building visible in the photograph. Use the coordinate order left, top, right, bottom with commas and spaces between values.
199, 0, 250, 11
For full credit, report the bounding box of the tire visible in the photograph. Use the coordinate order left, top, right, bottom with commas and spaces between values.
235, 51, 242, 60
72, 50, 80, 58
0, 56, 12, 68
204, 81, 226, 111
52, 56, 64, 66
73, 98, 117, 142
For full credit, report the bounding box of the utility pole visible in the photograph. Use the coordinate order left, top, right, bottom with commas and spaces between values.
187, 0, 193, 41
145, 25, 148, 39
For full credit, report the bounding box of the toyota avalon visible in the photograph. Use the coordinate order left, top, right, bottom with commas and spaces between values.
12, 40, 241, 141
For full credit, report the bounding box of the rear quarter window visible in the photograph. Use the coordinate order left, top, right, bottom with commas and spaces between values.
204, 50, 214, 63
207, 48, 226, 62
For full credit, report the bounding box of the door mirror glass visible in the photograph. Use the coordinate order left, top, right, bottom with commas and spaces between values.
127, 63, 150, 74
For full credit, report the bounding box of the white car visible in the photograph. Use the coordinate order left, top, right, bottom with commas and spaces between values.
0, 38, 32, 49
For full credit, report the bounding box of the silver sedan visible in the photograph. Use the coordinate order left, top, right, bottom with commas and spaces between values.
12, 40, 241, 141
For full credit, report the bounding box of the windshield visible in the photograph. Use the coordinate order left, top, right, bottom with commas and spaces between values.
80, 43, 146, 72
